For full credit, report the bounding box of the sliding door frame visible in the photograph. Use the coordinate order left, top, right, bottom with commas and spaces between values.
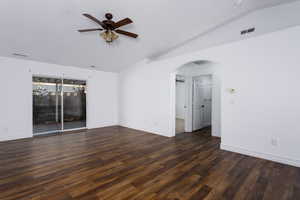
32, 74, 88, 136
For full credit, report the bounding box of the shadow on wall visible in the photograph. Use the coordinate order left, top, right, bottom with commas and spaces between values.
172, 60, 222, 138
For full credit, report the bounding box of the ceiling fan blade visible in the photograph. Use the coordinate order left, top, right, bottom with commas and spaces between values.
115, 29, 138, 38
113, 18, 133, 29
78, 28, 103, 32
82, 13, 106, 28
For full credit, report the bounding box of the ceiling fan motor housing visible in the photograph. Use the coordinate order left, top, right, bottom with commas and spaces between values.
105, 13, 113, 20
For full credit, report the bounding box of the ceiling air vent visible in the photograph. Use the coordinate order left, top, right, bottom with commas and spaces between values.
241, 27, 255, 35
12, 53, 29, 57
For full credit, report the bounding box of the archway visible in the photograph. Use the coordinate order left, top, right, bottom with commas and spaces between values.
170, 60, 221, 138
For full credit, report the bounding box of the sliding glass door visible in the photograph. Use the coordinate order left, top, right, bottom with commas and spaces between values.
33, 76, 86, 136
63, 79, 86, 130
33, 77, 62, 134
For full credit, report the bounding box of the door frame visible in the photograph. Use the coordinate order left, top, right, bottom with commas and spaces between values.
32, 74, 88, 136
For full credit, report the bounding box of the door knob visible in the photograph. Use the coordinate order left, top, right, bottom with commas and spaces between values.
201, 105, 205, 108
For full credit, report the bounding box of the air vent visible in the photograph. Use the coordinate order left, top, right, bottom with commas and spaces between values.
241, 27, 255, 35
12, 53, 29, 57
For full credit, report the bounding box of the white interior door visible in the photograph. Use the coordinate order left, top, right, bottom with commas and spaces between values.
192, 76, 212, 131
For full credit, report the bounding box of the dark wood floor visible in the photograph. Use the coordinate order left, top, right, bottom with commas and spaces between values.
0, 127, 300, 200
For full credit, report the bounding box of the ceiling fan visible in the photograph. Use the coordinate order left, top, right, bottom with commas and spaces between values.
78, 13, 138, 43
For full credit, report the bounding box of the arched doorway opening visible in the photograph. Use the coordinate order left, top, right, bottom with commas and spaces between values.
170, 60, 221, 138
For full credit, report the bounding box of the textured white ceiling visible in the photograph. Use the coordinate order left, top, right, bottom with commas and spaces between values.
0, 0, 298, 72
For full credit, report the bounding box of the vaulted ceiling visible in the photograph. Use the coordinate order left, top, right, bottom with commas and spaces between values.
0, 0, 298, 72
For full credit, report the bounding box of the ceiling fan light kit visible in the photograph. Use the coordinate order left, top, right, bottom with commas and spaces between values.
78, 13, 138, 43
100, 30, 119, 43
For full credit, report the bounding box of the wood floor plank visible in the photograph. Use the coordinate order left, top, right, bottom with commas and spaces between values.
0, 126, 299, 200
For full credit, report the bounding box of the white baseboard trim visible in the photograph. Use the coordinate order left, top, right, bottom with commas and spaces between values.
221, 144, 300, 168
0, 135, 33, 143
119, 123, 172, 138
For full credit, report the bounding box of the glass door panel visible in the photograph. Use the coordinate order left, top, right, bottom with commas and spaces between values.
63, 79, 86, 130
33, 77, 62, 135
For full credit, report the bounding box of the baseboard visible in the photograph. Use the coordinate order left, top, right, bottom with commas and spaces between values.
0, 125, 120, 143
221, 144, 300, 168
88, 125, 120, 131
119, 124, 172, 138
176, 117, 184, 120
0, 136, 33, 143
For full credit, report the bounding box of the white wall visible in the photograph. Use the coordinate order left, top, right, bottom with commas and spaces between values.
119, 59, 173, 137
0, 57, 119, 142
119, 25, 300, 167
